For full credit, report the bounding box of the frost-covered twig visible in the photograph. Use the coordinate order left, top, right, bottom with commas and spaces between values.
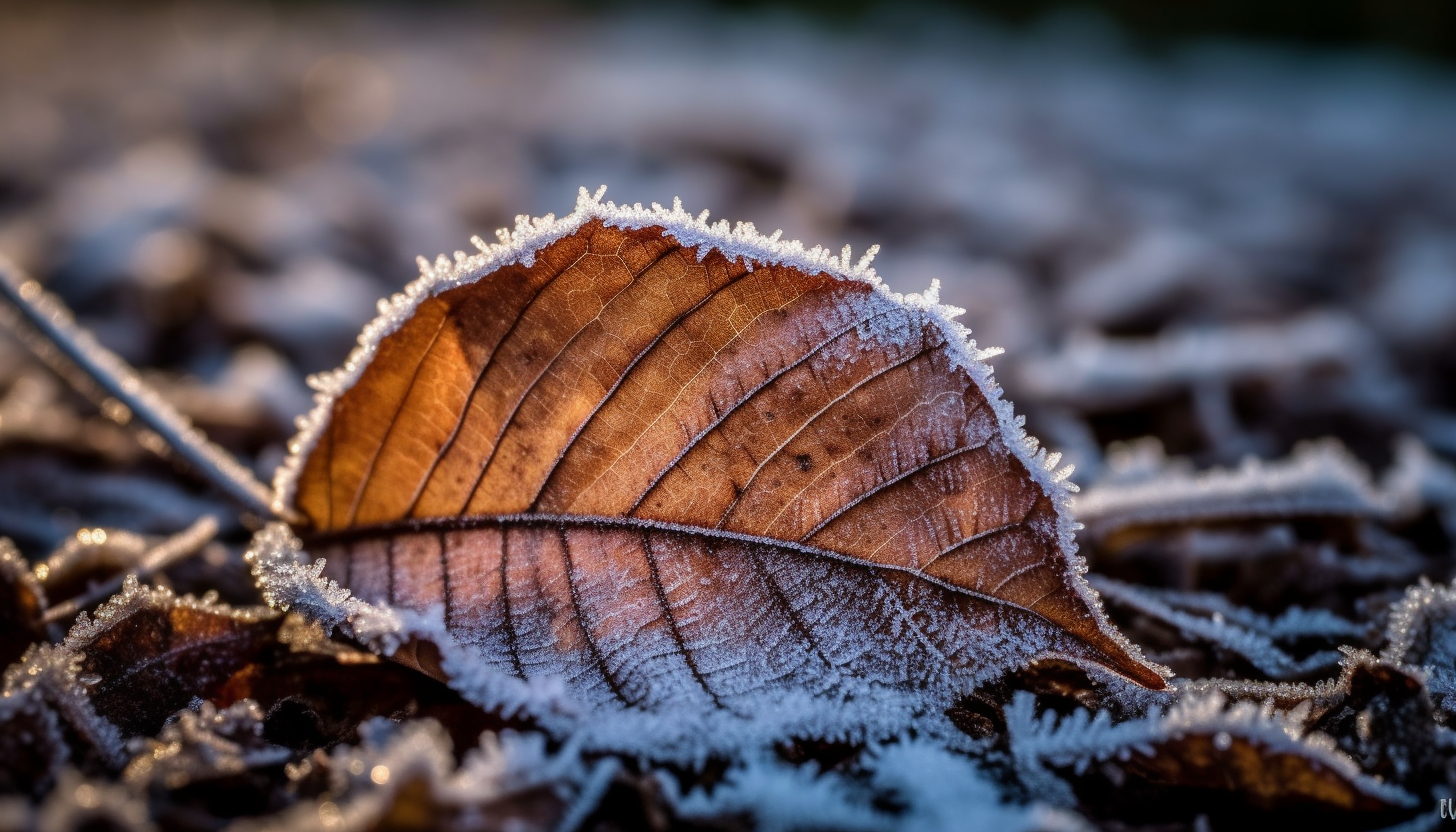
0, 255, 282, 521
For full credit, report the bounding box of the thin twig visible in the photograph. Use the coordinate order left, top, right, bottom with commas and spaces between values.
41, 514, 221, 625
0, 254, 287, 521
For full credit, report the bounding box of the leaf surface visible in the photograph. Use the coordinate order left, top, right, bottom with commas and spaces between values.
274, 192, 1165, 737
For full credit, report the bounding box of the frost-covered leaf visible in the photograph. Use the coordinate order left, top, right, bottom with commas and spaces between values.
1006, 689, 1416, 818
41, 576, 281, 738
258, 189, 1165, 757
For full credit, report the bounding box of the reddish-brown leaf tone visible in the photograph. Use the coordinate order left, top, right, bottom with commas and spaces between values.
285, 210, 1165, 723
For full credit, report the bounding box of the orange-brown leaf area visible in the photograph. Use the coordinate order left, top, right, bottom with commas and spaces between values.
283, 215, 1163, 732
3, 4, 1456, 831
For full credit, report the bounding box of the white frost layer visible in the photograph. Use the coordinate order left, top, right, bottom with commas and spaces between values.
1006, 689, 1415, 808
1019, 310, 1379, 408
228, 717, 602, 832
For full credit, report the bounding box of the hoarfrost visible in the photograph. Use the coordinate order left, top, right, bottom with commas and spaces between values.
229, 718, 598, 832
245, 523, 404, 652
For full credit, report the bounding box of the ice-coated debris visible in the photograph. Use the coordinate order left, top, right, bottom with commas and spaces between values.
2, 643, 125, 769
0, 256, 277, 520
1382, 436, 1456, 532
34, 768, 157, 832
1175, 648, 1421, 720
121, 700, 290, 791
0, 677, 67, 796
1020, 311, 1382, 410
1072, 439, 1386, 535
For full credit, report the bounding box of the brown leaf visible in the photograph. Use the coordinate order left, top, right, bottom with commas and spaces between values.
0, 538, 46, 668
0, 687, 67, 797
1007, 690, 1416, 820
66, 577, 281, 737
265, 196, 1165, 745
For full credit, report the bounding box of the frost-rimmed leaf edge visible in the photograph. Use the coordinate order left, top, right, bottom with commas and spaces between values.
265, 185, 1164, 692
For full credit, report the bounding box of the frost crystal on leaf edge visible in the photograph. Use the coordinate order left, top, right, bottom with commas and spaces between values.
253, 186, 1167, 757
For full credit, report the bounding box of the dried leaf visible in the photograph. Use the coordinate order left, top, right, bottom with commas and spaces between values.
1007, 690, 1416, 818
60, 577, 280, 737
259, 192, 1165, 754
0, 538, 46, 667
0, 686, 67, 797
121, 700, 293, 821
